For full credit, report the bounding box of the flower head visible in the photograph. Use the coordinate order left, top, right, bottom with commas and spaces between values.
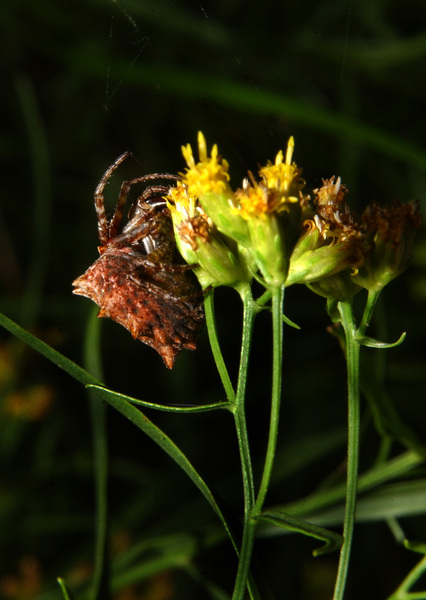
181, 131, 231, 198
179, 132, 249, 245
287, 177, 369, 300
235, 137, 304, 220
353, 200, 421, 292
166, 179, 251, 289
230, 137, 304, 287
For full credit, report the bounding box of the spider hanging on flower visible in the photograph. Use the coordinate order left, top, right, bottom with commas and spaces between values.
72, 152, 205, 369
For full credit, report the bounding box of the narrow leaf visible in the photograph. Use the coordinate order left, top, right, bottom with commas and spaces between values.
0, 312, 99, 387
356, 332, 406, 349
255, 509, 342, 556
91, 386, 236, 550
57, 578, 75, 600
0, 313, 236, 551
87, 384, 230, 414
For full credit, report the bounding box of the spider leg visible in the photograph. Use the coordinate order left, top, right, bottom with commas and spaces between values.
94, 151, 130, 245
127, 186, 170, 221
109, 216, 156, 249
109, 174, 179, 240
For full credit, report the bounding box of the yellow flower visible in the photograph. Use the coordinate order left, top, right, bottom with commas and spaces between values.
227, 137, 304, 287
166, 180, 251, 289
181, 131, 232, 198
235, 137, 304, 220
178, 131, 249, 245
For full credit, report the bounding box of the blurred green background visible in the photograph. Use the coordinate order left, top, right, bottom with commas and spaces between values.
1, 0, 426, 598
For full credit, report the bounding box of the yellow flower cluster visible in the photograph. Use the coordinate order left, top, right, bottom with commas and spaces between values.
166, 132, 421, 297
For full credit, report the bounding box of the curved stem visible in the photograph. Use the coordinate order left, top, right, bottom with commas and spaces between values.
333, 300, 361, 600
204, 289, 236, 403
254, 284, 285, 513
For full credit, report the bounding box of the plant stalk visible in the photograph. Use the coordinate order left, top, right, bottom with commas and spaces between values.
333, 300, 361, 600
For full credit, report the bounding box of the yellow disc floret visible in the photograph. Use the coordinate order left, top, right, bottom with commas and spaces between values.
259, 136, 304, 206
181, 131, 231, 198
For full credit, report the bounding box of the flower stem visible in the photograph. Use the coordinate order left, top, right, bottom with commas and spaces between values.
254, 284, 285, 513
204, 289, 236, 403
231, 284, 257, 600
231, 284, 285, 600
333, 300, 361, 600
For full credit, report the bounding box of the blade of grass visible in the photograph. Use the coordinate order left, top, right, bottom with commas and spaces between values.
0, 312, 237, 552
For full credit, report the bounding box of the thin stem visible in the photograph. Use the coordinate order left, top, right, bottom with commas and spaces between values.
231, 284, 285, 600
388, 554, 426, 600
358, 290, 381, 337
231, 284, 258, 600
84, 308, 109, 600
254, 284, 285, 514
333, 300, 361, 600
204, 289, 236, 403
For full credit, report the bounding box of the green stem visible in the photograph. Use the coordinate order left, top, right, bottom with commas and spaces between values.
333, 300, 361, 600
84, 309, 109, 600
254, 284, 284, 513
204, 289, 236, 403
388, 554, 426, 600
231, 284, 257, 600
358, 290, 381, 337
232, 284, 285, 600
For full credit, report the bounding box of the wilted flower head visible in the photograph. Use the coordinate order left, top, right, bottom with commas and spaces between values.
353, 200, 421, 292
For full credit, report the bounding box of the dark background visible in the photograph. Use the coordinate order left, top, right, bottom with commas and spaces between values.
1, 0, 426, 598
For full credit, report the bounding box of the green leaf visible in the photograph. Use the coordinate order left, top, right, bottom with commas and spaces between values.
404, 539, 426, 554
355, 332, 406, 348
90, 386, 237, 550
282, 312, 301, 329
57, 578, 76, 600
255, 509, 342, 556
0, 312, 99, 387
86, 384, 230, 414
0, 312, 236, 552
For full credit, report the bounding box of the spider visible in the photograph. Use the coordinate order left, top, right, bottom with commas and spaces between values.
72, 152, 205, 369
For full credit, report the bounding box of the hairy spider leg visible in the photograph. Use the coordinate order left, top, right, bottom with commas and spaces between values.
109, 174, 179, 241
94, 151, 130, 246
103, 206, 160, 251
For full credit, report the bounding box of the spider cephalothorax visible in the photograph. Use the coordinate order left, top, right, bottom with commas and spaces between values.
72, 152, 204, 369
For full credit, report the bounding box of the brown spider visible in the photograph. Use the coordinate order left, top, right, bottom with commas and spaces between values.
72, 152, 205, 369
